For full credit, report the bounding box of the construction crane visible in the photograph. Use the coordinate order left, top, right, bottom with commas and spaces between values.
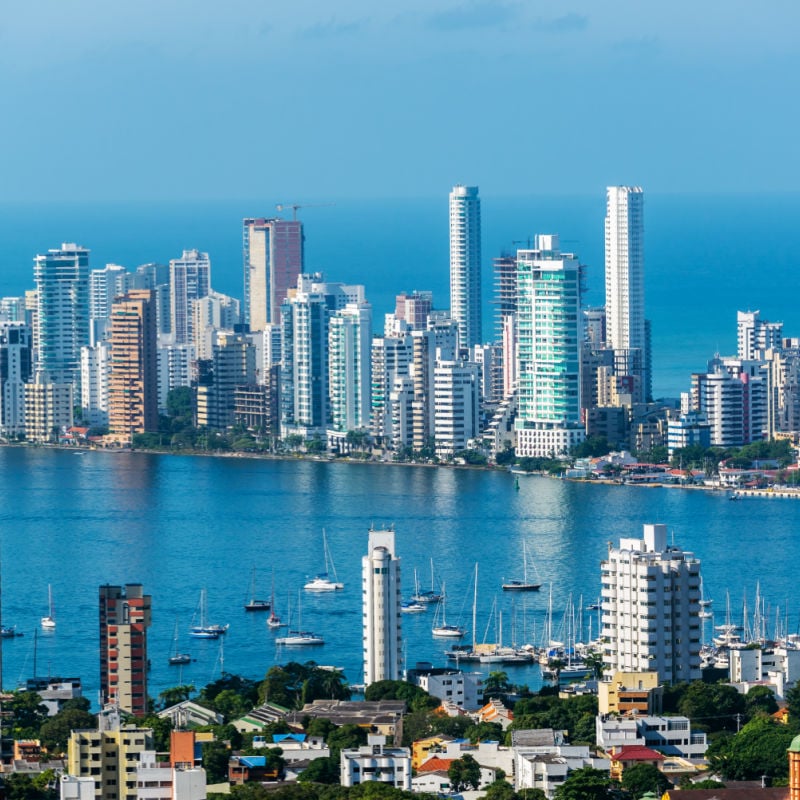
275, 202, 334, 221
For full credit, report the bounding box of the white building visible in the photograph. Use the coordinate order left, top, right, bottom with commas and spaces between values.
605, 187, 649, 402
0, 321, 33, 437
449, 185, 482, 352
738, 310, 783, 361
729, 645, 800, 699
60, 776, 96, 800
135, 751, 206, 800
514, 742, 608, 797
192, 291, 241, 360
34, 243, 90, 392
89, 264, 130, 333
340, 734, 411, 790
329, 302, 373, 436
370, 335, 412, 446
80, 342, 111, 427
156, 343, 195, 414
24, 378, 73, 443
514, 235, 585, 457
667, 411, 711, 457
169, 249, 210, 346
433, 359, 481, 458
601, 524, 702, 684
407, 664, 484, 711
362, 528, 402, 686
596, 713, 707, 759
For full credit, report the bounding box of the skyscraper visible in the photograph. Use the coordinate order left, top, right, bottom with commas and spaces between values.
33, 242, 90, 390
244, 217, 304, 330
329, 302, 373, 435
514, 235, 585, 457
169, 249, 210, 345
601, 524, 702, 684
108, 290, 159, 443
604, 186, 650, 400
99, 584, 152, 716
362, 528, 402, 687
449, 185, 482, 352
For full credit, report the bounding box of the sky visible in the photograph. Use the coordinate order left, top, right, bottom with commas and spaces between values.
1, 0, 799, 203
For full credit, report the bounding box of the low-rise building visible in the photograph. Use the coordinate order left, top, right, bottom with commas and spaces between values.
608, 745, 665, 781
157, 701, 224, 730
729, 645, 800, 698
135, 750, 206, 799
288, 700, 406, 741
340, 734, 411, 789
253, 733, 329, 763
596, 714, 707, 759
598, 671, 663, 716
406, 662, 484, 710
514, 743, 608, 797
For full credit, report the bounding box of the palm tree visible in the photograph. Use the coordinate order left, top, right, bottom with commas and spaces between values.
484, 670, 512, 698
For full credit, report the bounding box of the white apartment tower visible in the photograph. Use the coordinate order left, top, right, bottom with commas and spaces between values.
433, 360, 481, 458
601, 523, 702, 684
449, 185, 482, 352
329, 302, 373, 434
605, 186, 649, 401
362, 528, 402, 687
34, 243, 90, 391
169, 249, 210, 345
514, 235, 585, 457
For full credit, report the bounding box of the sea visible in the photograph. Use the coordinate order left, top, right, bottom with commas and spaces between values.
1, 447, 799, 706
0, 194, 799, 706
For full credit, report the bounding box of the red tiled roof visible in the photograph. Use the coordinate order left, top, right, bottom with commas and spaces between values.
418, 757, 455, 772
612, 745, 664, 762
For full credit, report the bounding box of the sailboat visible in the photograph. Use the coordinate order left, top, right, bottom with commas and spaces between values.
411, 559, 443, 604
431, 582, 465, 638
168, 620, 191, 665
275, 591, 324, 645
189, 589, 229, 639
244, 566, 270, 612
41, 585, 56, 630
267, 573, 287, 630
502, 541, 541, 591
304, 529, 344, 591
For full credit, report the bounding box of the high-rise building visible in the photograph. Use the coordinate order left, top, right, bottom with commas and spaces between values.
34, 243, 90, 391
80, 341, 111, 427
169, 249, 210, 345
244, 217, 304, 330
737, 310, 783, 361
89, 264, 130, 332
107, 291, 159, 443
514, 235, 585, 457
99, 584, 152, 716
601, 524, 702, 684
0, 322, 32, 437
604, 187, 650, 401
433, 359, 481, 458
329, 302, 372, 436
449, 185, 482, 351
362, 528, 402, 687
23, 377, 73, 443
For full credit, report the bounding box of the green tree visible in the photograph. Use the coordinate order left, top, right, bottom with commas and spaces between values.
677, 681, 746, 733
202, 739, 231, 784
620, 763, 672, 797
297, 755, 340, 784
158, 684, 195, 709
784, 683, 800, 725
39, 707, 97, 754
306, 437, 326, 454
483, 671, 512, 698
708, 716, 795, 780
138, 714, 174, 752
326, 723, 367, 759
2, 773, 56, 800
167, 386, 194, 420
482, 779, 516, 800
466, 721, 504, 744
364, 679, 438, 711
553, 767, 614, 800
745, 685, 778, 718
7, 691, 48, 738
448, 753, 482, 792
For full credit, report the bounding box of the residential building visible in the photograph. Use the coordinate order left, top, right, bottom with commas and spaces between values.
597, 670, 663, 716
169, 249, 210, 346
135, 750, 206, 800
738, 310, 783, 360
195, 331, 255, 430
514, 740, 608, 796
370, 334, 412, 446
449, 185, 482, 351
67, 716, 154, 800
667, 411, 711, 457
107, 291, 159, 443
362, 528, 402, 687
234, 375, 280, 439
244, 217, 303, 329
24, 378, 73, 442
89, 264, 130, 339
601, 524, 702, 684
604, 186, 649, 401
329, 301, 372, 438
286, 700, 405, 741
596, 713, 707, 759
192, 291, 241, 360
80, 341, 111, 427
0, 321, 33, 437
34, 243, 90, 392
406, 663, 483, 710
157, 701, 223, 730
99, 584, 152, 717
515, 235, 585, 457
729, 645, 800, 698
340, 734, 411, 790
391, 291, 433, 334
433, 359, 480, 458
156, 343, 195, 414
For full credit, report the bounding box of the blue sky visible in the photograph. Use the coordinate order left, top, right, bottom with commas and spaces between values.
1, 0, 798, 202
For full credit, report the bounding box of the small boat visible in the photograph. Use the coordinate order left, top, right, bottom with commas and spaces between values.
0, 626, 23, 638
304, 529, 344, 592
189, 589, 229, 639
401, 601, 427, 614
431, 582, 466, 638
502, 541, 541, 592
41, 585, 56, 630
275, 591, 323, 645
244, 566, 270, 612
267, 573, 287, 630
411, 561, 443, 604
585, 600, 600, 611
168, 620, 191, 665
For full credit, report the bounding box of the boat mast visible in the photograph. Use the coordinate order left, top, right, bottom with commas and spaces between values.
472, 564, 478, 650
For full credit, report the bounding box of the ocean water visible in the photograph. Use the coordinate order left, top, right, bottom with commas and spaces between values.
1, 193, 799, 397
0, 446, 796, 705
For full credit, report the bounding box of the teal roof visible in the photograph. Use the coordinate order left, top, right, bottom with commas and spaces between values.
789, 733, 800, 753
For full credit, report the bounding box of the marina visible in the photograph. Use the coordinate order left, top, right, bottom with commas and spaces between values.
1, 446, 800, 705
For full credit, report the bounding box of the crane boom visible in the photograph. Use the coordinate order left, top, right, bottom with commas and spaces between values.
275, 202, 334, 221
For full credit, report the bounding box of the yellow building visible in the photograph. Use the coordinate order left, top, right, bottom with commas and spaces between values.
598, 671, 662, 716
411, 735, 455, 770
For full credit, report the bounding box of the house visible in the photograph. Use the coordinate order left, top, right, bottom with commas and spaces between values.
229, 755, 282, 785
339, 734, 411, 790
233, 701, 292, 733
475, 698, 514, 729
253, 733, 329, 763
289, 700, 406, 740
412, 735, 456, 770
157, 700, 224, 729
608, 745, 665, 781
596, 714, 708, 759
